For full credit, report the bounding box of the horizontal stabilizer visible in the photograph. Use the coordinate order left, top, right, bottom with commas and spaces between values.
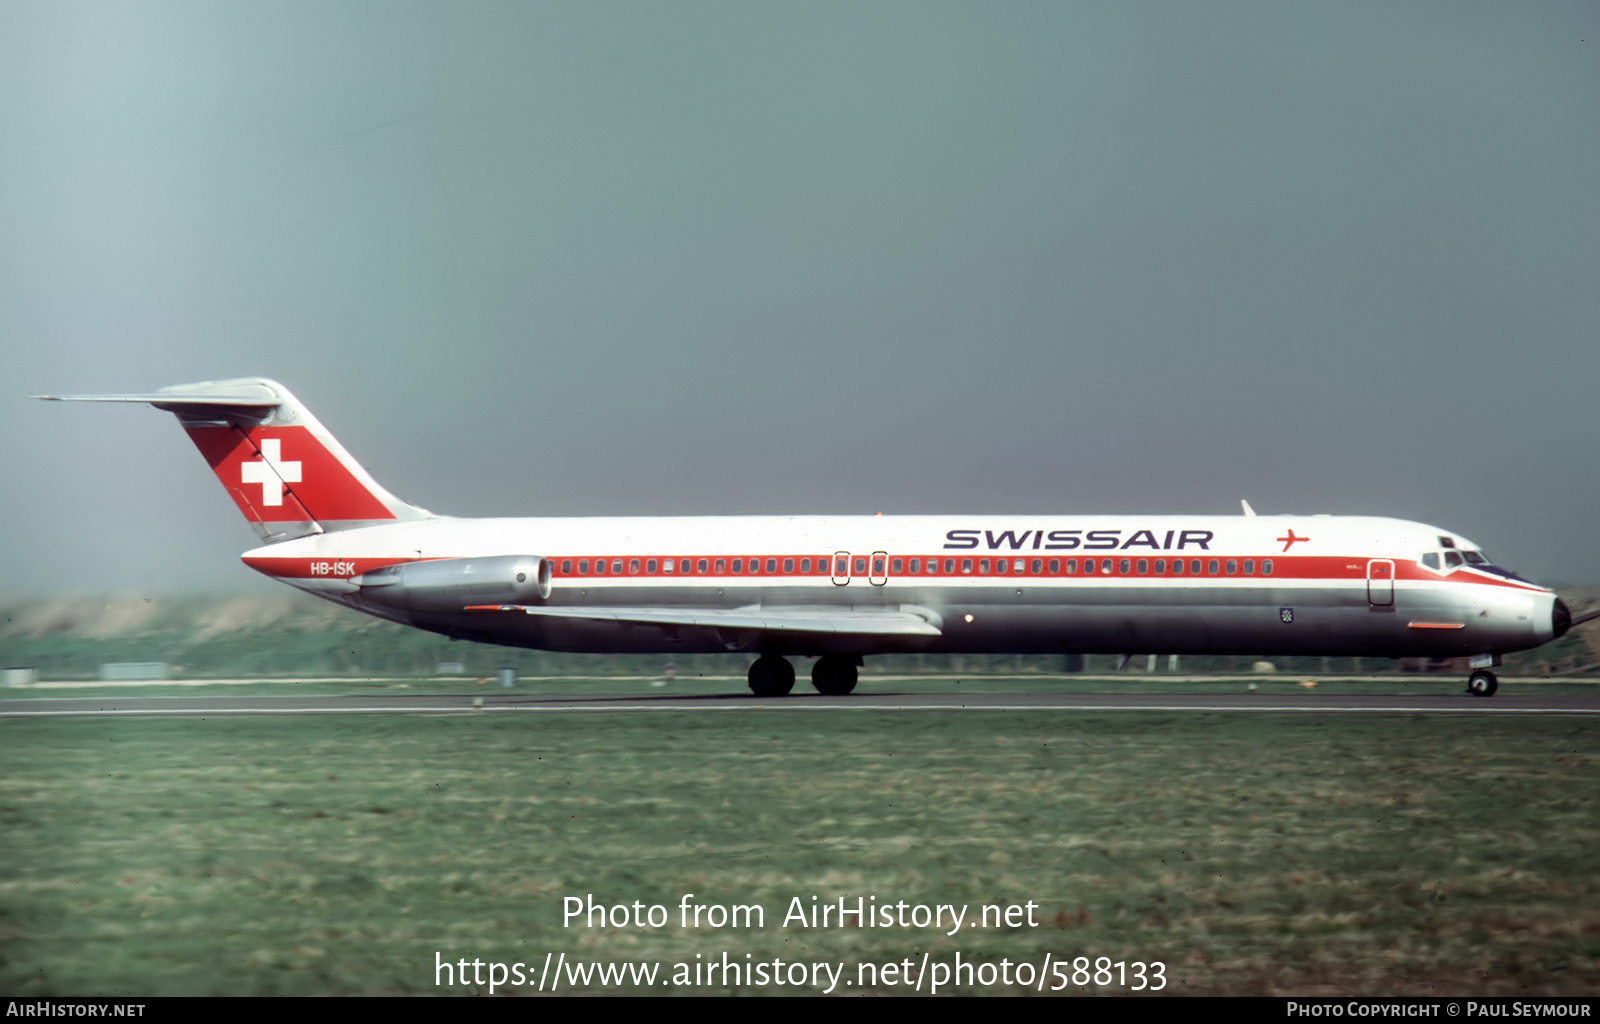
31, 392, 278, 407
30, 380, 281, 408
465, 604, 944, 637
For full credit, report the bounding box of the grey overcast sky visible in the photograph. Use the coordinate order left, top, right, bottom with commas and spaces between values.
2, 1, 1597, 594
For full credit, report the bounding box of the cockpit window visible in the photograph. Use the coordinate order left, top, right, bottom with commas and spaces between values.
1462, 551, 1487, 565
1421, 553, 1440, 570
1443, 551, 1462, 568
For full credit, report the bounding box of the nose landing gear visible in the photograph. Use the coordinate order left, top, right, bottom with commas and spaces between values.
1466, 670, 1498, 698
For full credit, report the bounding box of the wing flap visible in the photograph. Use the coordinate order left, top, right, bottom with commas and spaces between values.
464, 605, 943, 637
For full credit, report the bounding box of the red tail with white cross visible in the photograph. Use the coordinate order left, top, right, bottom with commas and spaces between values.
33, 377, 434, 542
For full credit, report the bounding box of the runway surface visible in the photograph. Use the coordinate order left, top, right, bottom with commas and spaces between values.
5, 690, 1599, 718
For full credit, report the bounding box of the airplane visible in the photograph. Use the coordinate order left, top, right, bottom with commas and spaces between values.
32, 377, 1579, 698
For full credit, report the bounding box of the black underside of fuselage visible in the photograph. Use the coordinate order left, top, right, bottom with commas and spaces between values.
394, 581, 1537, 660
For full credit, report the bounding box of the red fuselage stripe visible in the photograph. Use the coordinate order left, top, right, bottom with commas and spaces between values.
242, 553, 1545, 592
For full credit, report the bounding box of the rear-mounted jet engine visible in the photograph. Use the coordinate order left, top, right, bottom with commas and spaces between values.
354, 555, 551, 614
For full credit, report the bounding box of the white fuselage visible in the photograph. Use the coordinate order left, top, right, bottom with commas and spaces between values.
243, 513, 1565, 659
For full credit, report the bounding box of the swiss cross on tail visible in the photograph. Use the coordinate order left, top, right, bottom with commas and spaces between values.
185, 425, 395, 524
240, 438, 301, 505
29, 378, 432, 541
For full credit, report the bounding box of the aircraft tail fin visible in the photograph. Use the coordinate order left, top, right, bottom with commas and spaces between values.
32, 377, 435, 543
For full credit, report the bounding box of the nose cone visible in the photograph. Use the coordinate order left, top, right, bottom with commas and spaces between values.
1553, 597, 1571, 639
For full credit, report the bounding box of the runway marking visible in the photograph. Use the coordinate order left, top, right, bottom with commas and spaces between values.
5, 703, 1599, 718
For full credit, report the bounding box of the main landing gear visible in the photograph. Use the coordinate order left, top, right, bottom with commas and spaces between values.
810, 655, 859, 696
745, 655, 860, 697
747, 656, 795, 697
1466, 670, 1498, 698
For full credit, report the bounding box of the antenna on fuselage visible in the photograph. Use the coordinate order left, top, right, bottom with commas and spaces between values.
1241, 500, 1257, 517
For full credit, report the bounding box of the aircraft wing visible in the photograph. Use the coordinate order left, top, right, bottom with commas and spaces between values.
465, 604, 944, 637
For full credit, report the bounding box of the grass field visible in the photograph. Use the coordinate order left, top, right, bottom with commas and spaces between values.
2, 708, 1597, 995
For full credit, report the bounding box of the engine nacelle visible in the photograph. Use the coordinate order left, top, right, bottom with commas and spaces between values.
355, 555, 551, 614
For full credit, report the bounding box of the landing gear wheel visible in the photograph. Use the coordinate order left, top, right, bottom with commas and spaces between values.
811, 656, 859, 695
1467, 670, 1498, 698
747, 656, 794, 697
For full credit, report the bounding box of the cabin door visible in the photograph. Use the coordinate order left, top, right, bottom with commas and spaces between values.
1366, 559, 1394, 606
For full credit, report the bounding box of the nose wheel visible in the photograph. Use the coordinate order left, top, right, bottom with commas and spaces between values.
1466, 670, 1498, 698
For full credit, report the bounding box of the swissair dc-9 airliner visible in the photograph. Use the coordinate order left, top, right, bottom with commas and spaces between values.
34, 378, 1575, 698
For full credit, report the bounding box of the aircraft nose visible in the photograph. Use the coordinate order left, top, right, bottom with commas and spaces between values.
1552, 597, 1571, 639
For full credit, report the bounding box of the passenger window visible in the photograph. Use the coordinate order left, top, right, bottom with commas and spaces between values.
1031, 558, 1042, 574
630, 559, 640, 574
995, 560, 1007, 574
854, 557, 867, 575
561, 559, 572, 574
835, 556, 848, 576
595, 561, 606, 575
715, 559, 726, 573
961, 559, 972, 573
1101, 559, 1113, 574
646, 559, 657, 573
783, 558, 794, 573
1136, 559, 1148, 574
1208, 560, 1219, 575
1048, 559, 1059, 574
680, 559, 690, 574
1421, 553, 1440, 570
1444, 551, 1462, 568
1082, 559, 1094, 574
944, 559, 956, 573
1190, 560, 1202, 574
612, 560, 623, 574
909, 558, 920, 573
1116, 559, 1128, 574
766, 558, 777, 573
662, 559, 673, 574
732, 558, 743, 573
1225, 559, 1236, 575
799, 558, 809, 573
1154, 559, 1165, 575
578, 559, 590, 574
979, 559, 991, 573
697, 559, 708, 573
1261, 559, 1273, 575
1171, 559, 1182, 575
872, 557, 885, 575
891, 558, 903, 574
1243, 559, 1254, 575
1014, 559, 1025, 573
